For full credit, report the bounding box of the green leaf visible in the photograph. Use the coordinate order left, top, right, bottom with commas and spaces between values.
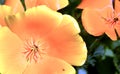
110, 39, 120, 49
93, 44, 104, 57
113, 56, 120, 73
104, 48, 114, 57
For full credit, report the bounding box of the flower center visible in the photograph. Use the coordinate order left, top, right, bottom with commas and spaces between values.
113, 17, 119, 22
102, 16, 119, 27
23, 38, 47, 63
108, 17, 119, 27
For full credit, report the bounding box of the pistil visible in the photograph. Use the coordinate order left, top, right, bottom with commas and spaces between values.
23, 39, 47, 63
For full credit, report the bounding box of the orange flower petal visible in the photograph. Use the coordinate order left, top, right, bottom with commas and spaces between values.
5, 0, 24, 13
0, 27, 27, 74
6, 5, 63, 39
82, 6, 114, 36
0, 5, 12, 26
114, 0, 120, 13
46, 15, 87, 66
56, 15, 80, 34
82, 8, 105, 36
105, 27, 117, 40
25, 0, 69, 10
22, 56, 75, 74
77, 0, 112, 9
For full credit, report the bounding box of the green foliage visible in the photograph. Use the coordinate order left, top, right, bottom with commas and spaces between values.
0, 0, 5, 5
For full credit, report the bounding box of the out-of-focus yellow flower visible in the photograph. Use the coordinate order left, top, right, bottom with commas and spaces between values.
5, 0, 69, 11
0, 5, 87, 74
5, 0, 24, 13
25, 0, 69, 10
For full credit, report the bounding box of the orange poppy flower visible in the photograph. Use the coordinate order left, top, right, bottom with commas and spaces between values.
0, 5, 87, 74
0, 5, 13, 26
77, 0, 112, 9
5, 0, 24, 13
25, 0, 69, 10
81, 2, 120, 40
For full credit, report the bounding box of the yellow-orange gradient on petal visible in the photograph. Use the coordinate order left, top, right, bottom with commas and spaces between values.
77, 0, 112, 9
0, 5, 13, 26
81, 5, 120, 40
0, 27, 27, 74
25, 0, 69, 10
5, 0, 24, 13
0, 27, 76, 74
0, 5, 87, 74
6, 5, 87, 65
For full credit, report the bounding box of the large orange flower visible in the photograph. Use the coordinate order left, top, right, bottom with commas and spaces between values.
0, 5, 87, 74
81, 0, 120, 40
25, 0, 69, 10
77, 0, 112, 9
5, 0, 24, 13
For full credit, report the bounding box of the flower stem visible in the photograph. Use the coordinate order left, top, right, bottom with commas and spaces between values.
88, 35, 104, 55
